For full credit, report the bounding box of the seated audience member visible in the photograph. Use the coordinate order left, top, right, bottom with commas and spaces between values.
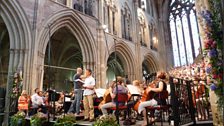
18, 90, 30, 113
100, 76, 128, 115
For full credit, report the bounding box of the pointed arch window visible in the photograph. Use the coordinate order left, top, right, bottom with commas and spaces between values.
103, 0, 117, 34
121, 4, 132, 41
169, 0, 201, 66
73, 0, 93, 16
138, 15, 146, 46
57, 0, 66, 5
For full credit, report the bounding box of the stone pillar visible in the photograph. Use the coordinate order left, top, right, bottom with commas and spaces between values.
195, 0, 223, 125
3, 49, 15, 126
133, 0, 142, 80
209, 90, 223, 126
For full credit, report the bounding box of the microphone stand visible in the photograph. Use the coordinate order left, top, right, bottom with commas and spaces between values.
113, 38, 119, 124
47, 24, 56, 121
63, 79, 69, 117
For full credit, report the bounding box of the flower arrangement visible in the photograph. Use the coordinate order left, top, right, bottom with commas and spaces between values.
11, 71, 23, 98
54, 114, 76, 126
10, 111, 26, 126
30, 112, 47, 126
198, 0, 223, 108
94, 114, 119, 126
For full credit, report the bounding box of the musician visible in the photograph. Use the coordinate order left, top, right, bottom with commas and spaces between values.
100, 76, 128, 115
18, 90, 30, 113
83, 69, 95, 122
68, 67, 83, 115
30, 89, 47, 114
98, 80, 116, 110
138, 72, 167, 126
55, 92, 65, 113
123, 80, 143, 125
30, 88, 40, 114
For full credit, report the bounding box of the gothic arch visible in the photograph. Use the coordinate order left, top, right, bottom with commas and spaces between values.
0, 0, 32, 124
143, 53, 159, 72
108, 41, 135, 80
37, 9, 97, 69
0, 0, 32, 88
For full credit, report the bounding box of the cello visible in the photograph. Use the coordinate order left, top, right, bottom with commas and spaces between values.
133, 81, 157, 111
98, 88, 112, 110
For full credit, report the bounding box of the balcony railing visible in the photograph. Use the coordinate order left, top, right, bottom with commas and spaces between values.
169, 77, 212, 126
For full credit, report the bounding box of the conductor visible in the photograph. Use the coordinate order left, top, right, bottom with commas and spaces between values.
68, 67, 83, 115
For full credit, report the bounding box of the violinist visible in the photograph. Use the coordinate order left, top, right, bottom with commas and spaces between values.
100, 76, 128, 115
138, 72, 168, 126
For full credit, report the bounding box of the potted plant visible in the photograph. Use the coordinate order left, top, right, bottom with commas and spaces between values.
10, 111, 26, 126
30, 112, 47, 126
54, 114, 76, 126
94, 114, 119, 126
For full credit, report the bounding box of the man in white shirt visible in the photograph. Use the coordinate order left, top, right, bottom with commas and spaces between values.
82, 69, 95, 122
31, 88, 46, 114
31, 88, 40, 109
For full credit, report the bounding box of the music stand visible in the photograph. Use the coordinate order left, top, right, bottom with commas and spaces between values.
47, 89, 59, 121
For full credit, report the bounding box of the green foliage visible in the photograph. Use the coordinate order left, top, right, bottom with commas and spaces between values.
10, 111, 26, 126
30, 112, 47, 126
94, 115, 119, 126
54, 114, 76, 126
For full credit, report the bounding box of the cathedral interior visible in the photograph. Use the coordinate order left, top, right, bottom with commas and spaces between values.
0, 0, 223, 126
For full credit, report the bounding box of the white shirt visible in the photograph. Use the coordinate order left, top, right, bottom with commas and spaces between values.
31, 93, 44, 108
83, 76, 95, 96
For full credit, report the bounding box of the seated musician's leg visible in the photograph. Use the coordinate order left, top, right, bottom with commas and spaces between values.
138, 99, 157, 114
39, 105, 47, 114
101, 102, 116, 115
138, 99, 158, 126
127, 101, 135, 117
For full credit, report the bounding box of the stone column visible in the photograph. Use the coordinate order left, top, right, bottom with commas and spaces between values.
133, 0, 142, 80
209, 90, 223, 126
3, 49, 15, 126
195, 0, 223, 125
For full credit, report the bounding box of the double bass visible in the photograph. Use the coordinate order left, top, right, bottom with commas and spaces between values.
133, 81, 157, 111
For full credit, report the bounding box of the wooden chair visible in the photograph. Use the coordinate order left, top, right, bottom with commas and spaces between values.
108, 93, 128, 113
146, 91, 170, 126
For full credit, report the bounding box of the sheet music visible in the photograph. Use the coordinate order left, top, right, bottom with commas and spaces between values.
75, 79, 85, 84
65, 97, 71, 102
127, 85, 141, 95
95, 88, 106, 98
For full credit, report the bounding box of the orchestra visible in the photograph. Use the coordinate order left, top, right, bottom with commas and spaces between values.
26, 69, 170, 125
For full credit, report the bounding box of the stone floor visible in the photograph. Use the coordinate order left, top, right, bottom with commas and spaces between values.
76, 120, 171, 126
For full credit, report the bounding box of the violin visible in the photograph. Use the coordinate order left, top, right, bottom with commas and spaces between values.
133, 81, 157, 111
